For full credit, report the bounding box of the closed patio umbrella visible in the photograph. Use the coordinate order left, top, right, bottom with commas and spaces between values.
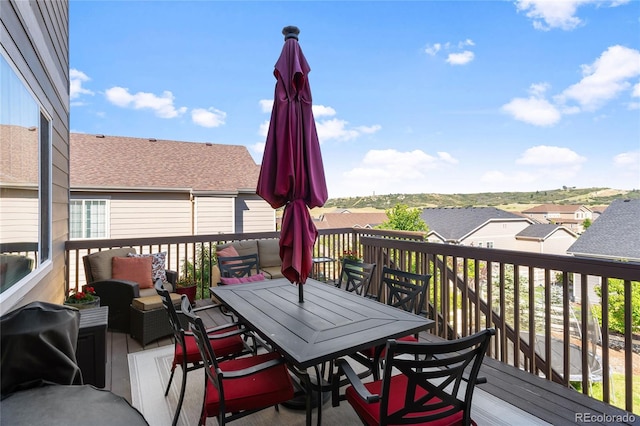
257, 26, 328, 302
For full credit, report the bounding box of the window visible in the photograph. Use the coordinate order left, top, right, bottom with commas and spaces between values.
70, 200, 109, 239
487, 241, 494, 249
0, 53, 51, 295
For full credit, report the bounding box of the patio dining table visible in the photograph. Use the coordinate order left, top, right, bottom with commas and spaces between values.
211, 278, 434, 425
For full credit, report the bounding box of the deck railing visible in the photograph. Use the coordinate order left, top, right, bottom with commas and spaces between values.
65, 228, 640, 413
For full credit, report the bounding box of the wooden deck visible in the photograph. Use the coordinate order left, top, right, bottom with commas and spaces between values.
105, 300, 638, 426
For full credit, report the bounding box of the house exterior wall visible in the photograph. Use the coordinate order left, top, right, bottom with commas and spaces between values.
0, 191, 38, 243
195, 196, 235, 234
108, 193, 193, 238
234, 195, 275, 233
0, 0, 69, 313
461, 220, 531, 250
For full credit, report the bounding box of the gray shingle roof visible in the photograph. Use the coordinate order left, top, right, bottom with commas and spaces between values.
70, 133, 260, 192
516, 224, 573, 240
420, 207, 527, 241
567, 199, 640, 261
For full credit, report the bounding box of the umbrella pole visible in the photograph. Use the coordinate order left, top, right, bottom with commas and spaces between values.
299, 284, 304, 303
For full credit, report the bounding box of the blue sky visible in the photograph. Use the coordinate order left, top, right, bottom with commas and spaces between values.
70, 0, 640, 198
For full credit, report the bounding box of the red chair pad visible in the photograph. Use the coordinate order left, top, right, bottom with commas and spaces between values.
345, 374, 471, 426
360, 335, 418, 359
174, 328, 245, 367
204, 351, 294, 416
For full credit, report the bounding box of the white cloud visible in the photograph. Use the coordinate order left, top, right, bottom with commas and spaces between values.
258, 120, 270, 138
191, 107, 226, 128
70, 69, 94, 100
312, 105, 337, 117
425, 43, 441, 56
259, 99, 273, 113
613, 151, 640, 168
557, 45, 640, 111
105, 86, 187, 118
316, 118, 381, 142
516, 0, 630, 31
339, 149, 459, 195
516, 145, 586, 166
446, 51, 475, 66
252, 142, 266, 158
459, 39, 475, 48
501, 96, 561, 126
632, 83, 640, 97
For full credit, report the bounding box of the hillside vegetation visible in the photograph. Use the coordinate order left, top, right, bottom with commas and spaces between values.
324, 187, 639, 210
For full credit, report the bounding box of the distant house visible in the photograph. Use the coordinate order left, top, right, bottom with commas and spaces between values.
420, 207, 535, 249
515, 224, 578, 255
567, 199, 640, 263
70, 133, 274, 240
521, 204, 593, 234
315, 211, 389, 229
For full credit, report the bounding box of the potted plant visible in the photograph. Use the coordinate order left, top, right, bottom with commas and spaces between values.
64, 286, 100, 309
175, 276, 197, 306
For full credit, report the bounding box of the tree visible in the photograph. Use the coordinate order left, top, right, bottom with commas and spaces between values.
376, 204, 428, 232
594, 279, 640, 334
582, 218, 592, 230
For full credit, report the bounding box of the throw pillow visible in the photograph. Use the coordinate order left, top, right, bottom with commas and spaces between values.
216, 246, 240, 264
220, 273, 265, 285
112, 256, 153, 289
127, 252, 167, 282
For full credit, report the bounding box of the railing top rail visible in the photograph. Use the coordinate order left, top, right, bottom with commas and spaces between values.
64, 231, 282, 251
360, 235, 640, 281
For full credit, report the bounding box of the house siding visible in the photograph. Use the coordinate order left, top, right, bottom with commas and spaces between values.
235, 195, 275, 233
109, 195, 193, 238
462, 221, 530, 250
195, 197, 234, 234
0, 192, 39, 242
0, 0, 69, 311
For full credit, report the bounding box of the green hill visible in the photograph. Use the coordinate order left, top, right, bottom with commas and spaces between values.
325, 188, 640, 210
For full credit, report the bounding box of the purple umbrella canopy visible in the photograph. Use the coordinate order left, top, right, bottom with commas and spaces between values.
257, 26, 328, 302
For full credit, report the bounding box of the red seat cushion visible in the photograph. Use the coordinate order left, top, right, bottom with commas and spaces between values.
346, 374, 472, 426
360, 335, 418, 359
174, 327, 245, 367
204, 351, 294, 417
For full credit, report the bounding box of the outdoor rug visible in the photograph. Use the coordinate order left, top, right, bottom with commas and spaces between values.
129, 345, 551, 426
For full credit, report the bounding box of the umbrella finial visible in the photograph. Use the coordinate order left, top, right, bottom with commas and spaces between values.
282, 25, 300, 41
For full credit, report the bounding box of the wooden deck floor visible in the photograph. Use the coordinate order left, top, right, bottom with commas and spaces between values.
105, 300, 638, 426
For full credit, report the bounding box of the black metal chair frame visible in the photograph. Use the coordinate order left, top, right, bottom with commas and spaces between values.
349, 266, 431, 380
181, 297, 292, 426
332, 328, 496, 426
336, 258, 376, 296
155, 280, 254, 426
217, 253, 260, 281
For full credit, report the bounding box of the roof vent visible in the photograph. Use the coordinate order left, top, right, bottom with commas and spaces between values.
205, 143, 213, 146
149, 138, 157, 142
27, 126, 37, 131
95, 134, 105, 138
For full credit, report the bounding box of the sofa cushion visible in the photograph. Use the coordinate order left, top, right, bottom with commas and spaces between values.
112, 256, 153, 289
258, 239, 281, 268
131, 293, 181, 311
225, 240, 259, 258
86, 248, 136, 282
261, 266, 284, 280
127, 252, 167, 282
216, 245, 240, 263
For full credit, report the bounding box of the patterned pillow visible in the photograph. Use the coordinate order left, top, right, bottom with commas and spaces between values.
127, 252, 167, 283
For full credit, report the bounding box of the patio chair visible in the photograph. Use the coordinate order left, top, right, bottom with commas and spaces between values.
335, 258, 376, 297
82, 247, 177, 332
155, 280, 255, 426
332, 328, 495, 426
217, 253, 261, 283
181, 297, 295, 425
349, 266, 431, 380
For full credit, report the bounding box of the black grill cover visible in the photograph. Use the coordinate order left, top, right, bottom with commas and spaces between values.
1, 301, 82, 399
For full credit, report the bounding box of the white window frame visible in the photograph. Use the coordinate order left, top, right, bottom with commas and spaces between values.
69, 199, 110, 239
0, 50, 52, 311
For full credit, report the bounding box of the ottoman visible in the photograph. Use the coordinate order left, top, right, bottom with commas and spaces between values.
129, 293, 184, 346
